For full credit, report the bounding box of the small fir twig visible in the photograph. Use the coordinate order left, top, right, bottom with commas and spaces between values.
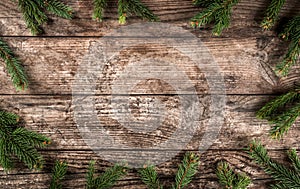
216, 161, 251, 189
0, 110, 50, 171
0, 38, 28, 91
247, 140, 300, 188
139, 152, 199, 189
49, 161, 68, 189
261, 0, 286, 30
139, 164, 163, 189
118, 0, 158, 24
86, 160, 127, 189
276, 15, 300, 77
15, 0, 73, 35
172, 152, 200, 189
93, 0, 108, 22
191, 0, 239, 36
256, 89, 300, 139
93, 0, 158, 24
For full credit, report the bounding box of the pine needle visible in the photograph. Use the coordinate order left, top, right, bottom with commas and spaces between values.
93, 0, 108, 22
50, 161, 68, 189
86, 160, 127, 189
172, 152, 200, 189
87, 160, 96, 188
276, 15, 300, 77
0, 110, 19, 126
191, 0, 239, 36
139, 164, 163, 189
0, 110, 50, 171
275, 38, 300, 77
248, 140, 300, 188
269, 102, 300, 139
256, 90, 300, 120
287, 149, 300, 173
15, 0, 73, 35
0, 38, 28, 91
117, 0, 158, 24
216, 161, 251, 189
44, 0, 73, 19
261, 0, 286, 30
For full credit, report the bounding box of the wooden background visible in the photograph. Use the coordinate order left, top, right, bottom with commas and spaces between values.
1, 0, 300, 188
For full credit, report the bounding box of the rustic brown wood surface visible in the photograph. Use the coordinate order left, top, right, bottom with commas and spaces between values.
1, 0, 300, 188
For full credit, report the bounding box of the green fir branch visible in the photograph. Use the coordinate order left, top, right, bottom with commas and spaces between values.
126, 0, 158, 22
15, 0, 73, 35
86, 160, 127, 189
118, 0, 128, 24
87, 160, 96, 188
17, 0, 47, 35
44, 0, 73, 19
93, 0, 108, 22
247, 141, 300, 188
0, 110, 19, 126
172, 152, 200, 189
49, 161, 68, 189
139, 165, 163, 189
191, 0, 239, 36
216, 161, 251, 189
117, 0, 158, 24
0, 110, 50, 171
287, 149, 300, 173
275, 37, 300, 77
269, 102, 300, 139
276, 15, 300, 77
261, 0, 286, 30
256, 89, 300, 139
12, 127, 50, 148
280, 16, 300, 41
0, 38, 28, 91
256, 90, 300, 119
0, 138, 14, 170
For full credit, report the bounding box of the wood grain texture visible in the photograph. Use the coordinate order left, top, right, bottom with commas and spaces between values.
0, 0, 300, 36
0, 0, 300, 188
0, 36, 295, 95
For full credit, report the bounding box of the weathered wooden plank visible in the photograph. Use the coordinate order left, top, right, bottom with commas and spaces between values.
1, 36, 293, 95
0, 149, 295, 189
0, 94, 299, 151
0, 0, 299, 36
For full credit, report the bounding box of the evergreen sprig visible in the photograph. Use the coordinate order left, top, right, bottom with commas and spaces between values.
139, 165, 163, 189
247, 140, 300, 189
93, 0, 108, 22
93, 0, 158, 24
44, 0, 73, 19
139, 152, 199, 189
261, 0, 286, 30
191, 0, 239, 36
275, 15, 300, 76
256, 89, 300, 139
216, 161, 251, 189
287, 149, 300, 173
86, 160, 127, 189
0, 38, 28, 91
15, 0, 73, 35
256, 90, 300, 119
118, 0, 159, 24
172, 152, 199, 189
49, 161, 68, 189
0, 110, 50, 171
269, 101, 300, 139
